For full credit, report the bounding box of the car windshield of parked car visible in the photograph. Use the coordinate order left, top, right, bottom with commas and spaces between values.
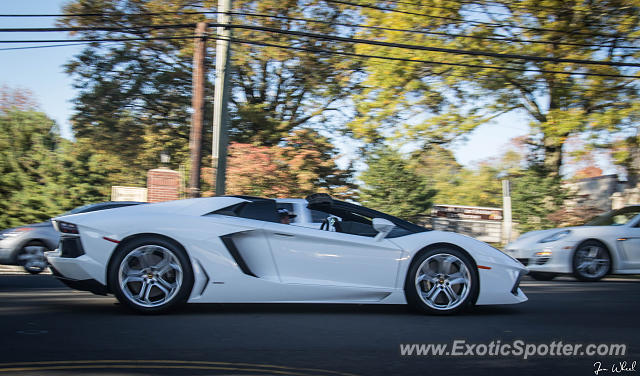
585, 206, 640, 226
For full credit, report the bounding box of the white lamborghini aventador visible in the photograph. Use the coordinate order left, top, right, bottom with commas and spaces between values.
46, 194, 527, 314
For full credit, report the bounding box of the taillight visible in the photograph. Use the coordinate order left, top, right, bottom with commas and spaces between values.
57, 221, 79, 234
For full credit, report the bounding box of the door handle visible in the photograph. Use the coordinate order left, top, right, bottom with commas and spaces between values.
274, 233, 294, 237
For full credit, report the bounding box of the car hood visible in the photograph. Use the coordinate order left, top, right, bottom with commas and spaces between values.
507, 226, 581, 247
1, 221, 51, 233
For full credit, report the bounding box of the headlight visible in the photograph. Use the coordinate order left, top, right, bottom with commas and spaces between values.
0, 227, 33, 240
538, 230, 571, 243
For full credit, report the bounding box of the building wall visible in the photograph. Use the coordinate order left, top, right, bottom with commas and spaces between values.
565, 174, 625, 211
147, 168, 180, 203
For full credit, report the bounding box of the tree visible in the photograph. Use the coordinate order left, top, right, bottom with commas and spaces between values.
0, 110, 65, 227
0, 85, 38, 114
510, 166, 568, 233
219, 129, 355, 198
0, 108, 143, 228
59, 0, 360, 179
350, 0, 640, 177
359, 147, 436, 222
611, 132, 640, 186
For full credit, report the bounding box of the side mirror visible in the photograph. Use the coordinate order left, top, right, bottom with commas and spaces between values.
373, 218, 396, 241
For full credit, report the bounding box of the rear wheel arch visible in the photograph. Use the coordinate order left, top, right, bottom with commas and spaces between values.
106, 233, 191, 293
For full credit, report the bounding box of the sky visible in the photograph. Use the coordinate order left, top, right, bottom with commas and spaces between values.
1, 1, 541, 168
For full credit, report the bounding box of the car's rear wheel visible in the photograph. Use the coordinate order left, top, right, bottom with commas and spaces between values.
17, 241, 48, 274
572, 240, 611, 282
529, 272, 557, 281
405, 247, 479, 315
108, 237, 194, 313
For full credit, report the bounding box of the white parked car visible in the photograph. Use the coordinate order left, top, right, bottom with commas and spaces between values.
46, 194, 527, 315
505, 206, 640, 281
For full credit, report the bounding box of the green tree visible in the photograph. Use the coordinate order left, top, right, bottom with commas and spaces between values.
359, 147, 436, 222
59, 0, 360, 179
0, 110, 65, 227
510, 166, 568, 233
350, 0, 640, 177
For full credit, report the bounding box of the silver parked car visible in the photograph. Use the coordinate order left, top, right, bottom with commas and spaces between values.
0, 201, 145, 274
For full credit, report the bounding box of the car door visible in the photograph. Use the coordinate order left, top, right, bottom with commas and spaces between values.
619, 214, 640, 269
262, 221, 403, 289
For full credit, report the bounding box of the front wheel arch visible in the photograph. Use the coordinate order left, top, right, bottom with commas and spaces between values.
404, 242, 480, 306
571, 239, 613, 281
106, 233, 191, 294
572, 238, 616, 272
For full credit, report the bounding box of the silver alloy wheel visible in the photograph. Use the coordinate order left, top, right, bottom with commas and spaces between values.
575, 245, 610, 279
118, 245, 183, 308
415, 253, 472, 310
17, 245, 47, 273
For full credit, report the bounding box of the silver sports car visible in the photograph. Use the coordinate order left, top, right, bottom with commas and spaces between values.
0, 201, 144, 273
505, 206, 640, 281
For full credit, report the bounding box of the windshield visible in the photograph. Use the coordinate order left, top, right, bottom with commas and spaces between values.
585, 206, 640, 226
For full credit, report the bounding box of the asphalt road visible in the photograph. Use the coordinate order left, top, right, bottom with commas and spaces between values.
0, 274, 638, 376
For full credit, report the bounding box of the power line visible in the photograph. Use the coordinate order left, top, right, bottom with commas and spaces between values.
2, 12, 638, 50
0, 42, 97, 51
223, 23, 640, 68
0, 24, 195, 33
0, 30, 635, 81
3, 6, 638, 39
231, 11, 640, 50
383, 0, 640, 26
2, 22, 639, 68
217, 34, 638, 79
325, 0, 636, 39
0, 35, 199, 44
0, 11, 221, 17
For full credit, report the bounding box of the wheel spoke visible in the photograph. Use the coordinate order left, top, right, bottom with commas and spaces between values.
157, 276, 175, 291
424, 284, 439, 300
154, 283, 170, 300
442, 285, 456, 306
137, 281, 150, 301
122, 276, 144, 285
439, 255, 456, 274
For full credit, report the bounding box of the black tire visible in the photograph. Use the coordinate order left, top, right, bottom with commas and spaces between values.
572, 240, 611, 282
405, 247, 479, 315
108, 236, 194, 314
17, 241, 48, 274
528, 272, 557, 281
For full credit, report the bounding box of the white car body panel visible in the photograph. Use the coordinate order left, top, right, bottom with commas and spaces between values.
505, 211, 640, 275
47, 197, 527, 307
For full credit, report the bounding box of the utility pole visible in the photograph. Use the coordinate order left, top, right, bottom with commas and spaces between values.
188, 22, 207, 198
212, 0, 232, 195
502, 179, 513, 245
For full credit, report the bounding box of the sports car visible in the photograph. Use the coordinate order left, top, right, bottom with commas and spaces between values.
0, 201, 145, 274
46, 194, 527, 314
505, 205, 640, 282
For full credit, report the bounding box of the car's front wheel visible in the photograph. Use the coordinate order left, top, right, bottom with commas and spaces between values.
405, 247, 479, 315
572, 240, 611, 282
108, 236, 194, 313
17, 241, 48, 274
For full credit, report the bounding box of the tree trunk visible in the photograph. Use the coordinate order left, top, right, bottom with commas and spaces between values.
626, 136, 640, 187
543, 136, 564, 178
